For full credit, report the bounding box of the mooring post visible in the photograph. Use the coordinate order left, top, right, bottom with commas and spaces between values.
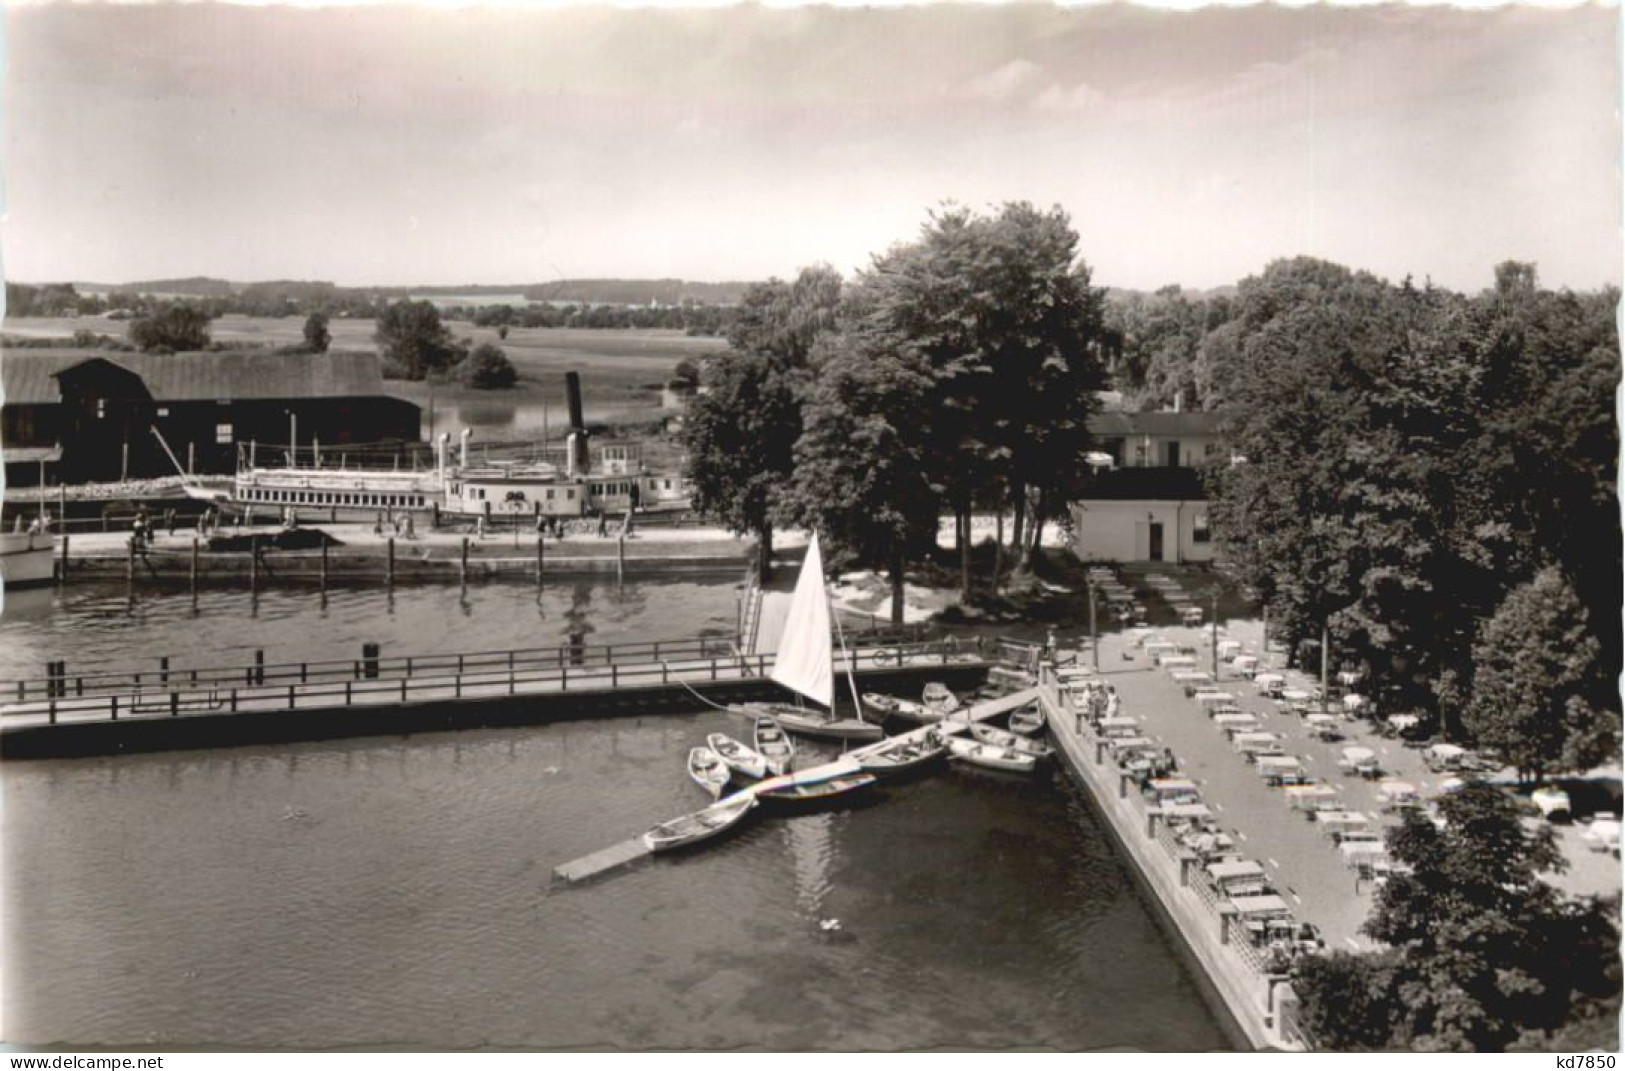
616, 533, 625, 581
126, 537, 136, 586
254, 649, 266, 686
190, 537, 199, 596
536, 535, 544, 587
58, 533, 69, 583
250, 536, 260, 594
160, 656, 170, 686
320, 539, 329, 591
387, 537, 396, 587
460, 537, 469, 584
1089, 581, 1099, 671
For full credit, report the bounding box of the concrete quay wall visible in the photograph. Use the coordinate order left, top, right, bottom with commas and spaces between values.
1040, 684, 1296, 1052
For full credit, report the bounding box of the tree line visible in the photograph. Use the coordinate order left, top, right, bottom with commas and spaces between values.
681, 202, 1110, 618
1199, 258, 1618, 782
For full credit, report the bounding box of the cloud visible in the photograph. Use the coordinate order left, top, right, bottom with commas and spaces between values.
963, 59, 1047, 103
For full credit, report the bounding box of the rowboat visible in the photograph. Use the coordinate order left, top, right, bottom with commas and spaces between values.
921, 682, 962, 716
706, 733, 770, 779
861, 692, 943, 724
755, 772, 878, 802
753, 717, 796, 776
687, 746, 731, 798
969, 722, 1053, 759
854, 731, 948, 775
945, 736, 1037, 773
1007, 705, 1046, 736
644, 793, 757, 852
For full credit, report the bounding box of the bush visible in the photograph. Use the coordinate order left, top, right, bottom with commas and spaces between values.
458, 343, 518, 390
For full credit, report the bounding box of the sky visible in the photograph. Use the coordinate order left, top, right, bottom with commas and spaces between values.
2, 2, 1620, 293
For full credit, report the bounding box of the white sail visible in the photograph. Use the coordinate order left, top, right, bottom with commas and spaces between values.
770, 533, 835, 708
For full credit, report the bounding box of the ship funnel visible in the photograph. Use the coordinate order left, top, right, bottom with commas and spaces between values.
565, 372, 589, 475
437, 432, 450, 475
460, 428, 471, 468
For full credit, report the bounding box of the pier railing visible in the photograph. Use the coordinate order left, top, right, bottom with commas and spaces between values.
2, 638, 985, 726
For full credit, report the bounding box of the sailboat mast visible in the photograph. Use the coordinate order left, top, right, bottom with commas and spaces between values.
821, 538, 866, 717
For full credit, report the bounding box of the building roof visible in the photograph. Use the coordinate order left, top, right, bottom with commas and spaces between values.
1074, 466, 1208, 501
1088, 410, 1226, 437
2, 350, 388, 405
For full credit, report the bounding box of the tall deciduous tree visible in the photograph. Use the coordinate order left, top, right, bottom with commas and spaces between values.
681, 266, 842, 578
303, 312, 331, 354
374, 300, 460, 379
1466, 568, 1617, 782
130, 305, 212, 353
1292, 783, 1619, 1051
776, 335, 940, 623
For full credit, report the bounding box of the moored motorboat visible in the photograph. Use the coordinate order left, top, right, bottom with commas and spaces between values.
945, 736, 1037, 773
753, 717, 796, 776
1007, 705, 1046, 736
969, 722, 1053, 759
706, 732, 770, 779
921, 682, 962, 716
862, 692, 942, 724
644, 793, 758, 852
687, 746, 731, 798
0, 531, 55, 589
755, 772, 878, 802
854, 731, 948, 775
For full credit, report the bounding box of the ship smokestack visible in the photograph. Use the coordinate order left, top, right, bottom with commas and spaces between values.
460, 428, 471, 468
565, 372, 589, 475
437, 432, 450, 476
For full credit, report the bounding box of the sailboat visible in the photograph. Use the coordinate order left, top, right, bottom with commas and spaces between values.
735, 533, 884, 741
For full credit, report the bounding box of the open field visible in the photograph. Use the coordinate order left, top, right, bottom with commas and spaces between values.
3, 316, 729, 426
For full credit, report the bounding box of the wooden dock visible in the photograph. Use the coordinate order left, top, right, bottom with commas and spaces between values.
551, 687, 1039, 884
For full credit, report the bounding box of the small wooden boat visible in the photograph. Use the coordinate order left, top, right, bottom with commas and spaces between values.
1007, 705, 1046, 736
862, 692, 943, 724
706, 733, 770, 779
644, 794, 758, 852
687, 746, 731, 798
753, 717, 796, 776
970, 722, 1053, 759
921, 682, 962, 716
855, 732, 948, 775
945, 736, 1037, 773
740, 702, 885, 741
756, 772, 878, 802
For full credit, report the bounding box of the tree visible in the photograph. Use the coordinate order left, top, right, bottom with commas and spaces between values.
776, 335, 940, 623
1291, 783, 1620, 1051
303, 312, 331, 354
374, 300, 460, 380
851, 202, 1108, 596
680, 267, 843, 579
1466, 568, 1617, 782
672, 358, 701, 389
458, 343, 518, 390
129, 305, 212, 353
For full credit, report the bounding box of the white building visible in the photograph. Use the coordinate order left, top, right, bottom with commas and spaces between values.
1069, 412, 1226, 564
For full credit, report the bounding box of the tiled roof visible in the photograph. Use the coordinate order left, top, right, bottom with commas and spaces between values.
1074, 466, 1209, 501
2, 350, 387, 405
1088, 410, 1227, 437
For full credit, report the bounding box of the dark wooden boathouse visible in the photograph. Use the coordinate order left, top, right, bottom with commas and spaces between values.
2, 350, 421, 486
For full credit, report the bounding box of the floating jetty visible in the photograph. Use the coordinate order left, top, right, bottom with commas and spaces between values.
551, 687, 1039, 885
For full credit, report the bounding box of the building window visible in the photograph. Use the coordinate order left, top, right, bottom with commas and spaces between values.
156, 407, 169, 418
215, 423, 233, 444
96, 400, 107, 419
1193, 514, 1211, 544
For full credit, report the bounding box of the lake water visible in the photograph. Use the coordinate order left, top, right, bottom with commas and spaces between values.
1, 581, 1232, 1051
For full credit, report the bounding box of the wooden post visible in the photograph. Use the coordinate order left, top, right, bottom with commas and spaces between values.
617, 533, 625, 581
1211, 593, 1219, 680
160, 656, 170, 686
1088, 581, 1099, 671
126, 537, 136, 586
250, 536, 259, 593
320, 539, 329, 591
57, 533, 69, 583
387, 537, 396, 587
190, 538, 199, 597
536, 535, 544, 587
254, 649, 265, 686
460, 537, 469, 584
